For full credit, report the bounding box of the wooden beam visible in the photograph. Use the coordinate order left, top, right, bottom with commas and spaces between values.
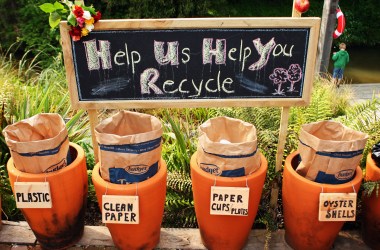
275, 107, 291, 173
315, 0, 339, 74
292, 0, 302, 18
0, 221, 369, 249
88, 109, 99, 163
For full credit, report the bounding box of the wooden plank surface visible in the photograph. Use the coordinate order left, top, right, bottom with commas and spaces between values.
0, 221, 370, 249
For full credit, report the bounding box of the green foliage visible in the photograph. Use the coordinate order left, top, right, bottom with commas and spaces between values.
362, 180, 380, 198
335, 98, 380, 169
338, 1, 380, 46
39, 1, 67, 29
0, 49, 94, 220
157, 108, 212, 228
164, 171, 197, 228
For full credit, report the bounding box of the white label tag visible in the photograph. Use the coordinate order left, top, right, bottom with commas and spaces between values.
210, 186, 249, 216
319, 193, 357, 221
102, 195, 139, 224
14, 182, 52, 208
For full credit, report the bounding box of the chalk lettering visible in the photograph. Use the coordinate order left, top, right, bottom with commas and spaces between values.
131, 51, 141, 74
228, 47, 237, 61
163, 80, 177, 94
273, 44, 294, 57
241, 47, 251, 72
83, 39, 112, 70
181, 48, 191, 64
188, 79, 203, 98
140, 68, 163, 94
202, 38, 226, 65
248, 38, 276, 71
154, 41, 179, 66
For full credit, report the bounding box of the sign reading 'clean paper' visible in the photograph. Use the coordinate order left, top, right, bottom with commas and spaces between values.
102, 195, 139, 224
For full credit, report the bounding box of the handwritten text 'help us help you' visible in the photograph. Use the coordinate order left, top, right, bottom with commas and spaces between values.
82, 38, 293, 97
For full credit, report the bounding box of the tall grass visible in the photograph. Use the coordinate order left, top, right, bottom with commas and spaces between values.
0, 48, 93, 220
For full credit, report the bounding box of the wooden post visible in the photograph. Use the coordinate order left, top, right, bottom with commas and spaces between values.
269, 1, 301, 212
275, 107, 291, 173
88, 109, 99, 163
315, 0, 339, 74
292, 0, 302, 18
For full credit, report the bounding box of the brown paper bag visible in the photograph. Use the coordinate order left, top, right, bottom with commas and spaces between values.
196, 116, 261, 177
3, 113, 70, 174
296, 120, 368, 184
95, 111, 163, 184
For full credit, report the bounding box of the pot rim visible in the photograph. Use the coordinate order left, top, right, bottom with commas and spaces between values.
191, 151, 267, 182
7, 142, 84, 179
92, 158, 167, 191
285, 151, 362, 190
365, 152, 380, 181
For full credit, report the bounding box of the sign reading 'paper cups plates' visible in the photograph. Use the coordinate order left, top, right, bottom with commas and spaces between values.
210, 186, 249, 216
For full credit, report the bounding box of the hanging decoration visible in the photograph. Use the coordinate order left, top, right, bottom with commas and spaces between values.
333, 7, 346, 39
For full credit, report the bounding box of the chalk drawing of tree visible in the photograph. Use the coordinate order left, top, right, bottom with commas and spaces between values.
287, 64, 302, 92
269, 68, 288, 95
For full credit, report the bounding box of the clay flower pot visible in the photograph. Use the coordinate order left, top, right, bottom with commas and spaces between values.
362, 153, 380, 249
7, 142, 88, 249
282, 151, 362, 250
191, 152, 267, 250
92, 158, 167, 250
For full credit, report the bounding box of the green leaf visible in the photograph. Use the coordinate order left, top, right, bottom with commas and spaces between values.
67, 12, 77, 26
53, 2, 65, 10
49, 12, 61, 28
83, 5, 96, 15
39, 3, 56, 13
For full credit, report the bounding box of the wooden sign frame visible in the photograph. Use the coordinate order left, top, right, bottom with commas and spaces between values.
60, 17, 320, 110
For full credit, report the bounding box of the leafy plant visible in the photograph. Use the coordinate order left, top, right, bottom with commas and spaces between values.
0, 50, 94, 220
159, 109, 202, 228
362, 180, 380, 198
335, 98, 380, 169
39, 1, 68, 29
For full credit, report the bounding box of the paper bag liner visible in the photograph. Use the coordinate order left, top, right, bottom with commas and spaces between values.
95, 111, 163, 183
3, 113, 69, 174
296, 120, 368, 183
196, 116, 261, 177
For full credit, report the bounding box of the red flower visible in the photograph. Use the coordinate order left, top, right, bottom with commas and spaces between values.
69, 26, 82, 41
73, 5, 84, 17
93, 11, 102, 22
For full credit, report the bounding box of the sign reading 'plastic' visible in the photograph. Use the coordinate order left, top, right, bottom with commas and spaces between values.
14, 182, 52, 208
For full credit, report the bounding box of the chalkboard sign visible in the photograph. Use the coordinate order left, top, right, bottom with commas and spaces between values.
60, 18, 320, 109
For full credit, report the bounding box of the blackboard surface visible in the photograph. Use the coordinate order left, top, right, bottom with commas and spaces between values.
61, 18, 320, 108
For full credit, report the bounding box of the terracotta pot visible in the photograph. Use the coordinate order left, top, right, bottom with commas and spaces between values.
282, 151, 363, 250
92, 158, 167, 250
362, 153, 380, 249
7, 142, 87, 249
191, 152, 267, 250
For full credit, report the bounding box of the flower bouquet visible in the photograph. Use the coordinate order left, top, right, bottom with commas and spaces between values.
40, 0, 101, 41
